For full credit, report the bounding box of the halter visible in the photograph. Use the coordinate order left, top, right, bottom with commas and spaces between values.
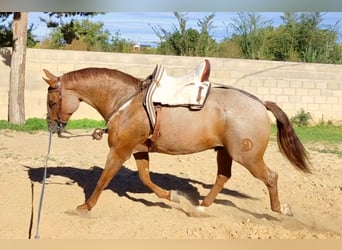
47, 77, 67, 135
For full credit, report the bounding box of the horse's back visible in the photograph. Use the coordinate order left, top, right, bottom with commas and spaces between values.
212, 87, 270, 129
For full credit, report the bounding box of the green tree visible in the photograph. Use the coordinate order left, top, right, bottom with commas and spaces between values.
224, 12, 341, 63
40, 17, 137, 53
38, 12, 113, 51
152, 12, 194, 56
195, 13, 217, 56
272, 12, 341, 63
39, 12, 100, 27
110, 31, 135, 53
0, 14, 12, 47
297, 12, 340, 63
46, 19, 112, 51
152, 12, 217, 57
227, 12, 273, 59
214, 39, 243, 58
0, 13, 37, 48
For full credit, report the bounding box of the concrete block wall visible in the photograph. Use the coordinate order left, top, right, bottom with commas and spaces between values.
1, 48, 341, 123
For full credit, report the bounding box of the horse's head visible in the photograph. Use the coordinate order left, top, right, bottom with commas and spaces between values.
43, 69, 80, 136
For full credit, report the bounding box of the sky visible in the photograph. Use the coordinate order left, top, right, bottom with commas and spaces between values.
27, 12, 342, 46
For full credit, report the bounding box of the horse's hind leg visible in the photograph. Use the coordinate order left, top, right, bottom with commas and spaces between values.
133, 152, 172, 200
243, 158, 293, 216
201, 149, 232, 207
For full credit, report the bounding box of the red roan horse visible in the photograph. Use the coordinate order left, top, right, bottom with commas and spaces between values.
43, 61, 311, 216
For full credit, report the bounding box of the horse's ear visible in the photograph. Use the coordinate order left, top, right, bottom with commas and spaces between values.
42, 69, 58, 88
43, 69, 56, 79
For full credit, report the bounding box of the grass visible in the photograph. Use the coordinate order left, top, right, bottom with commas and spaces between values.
0, 118, 47, 131
293, 125, 342, 143
66, 118, 106, 129
271, 124, 342, 157
0, 118, 106, 132
271, 124, 342, 144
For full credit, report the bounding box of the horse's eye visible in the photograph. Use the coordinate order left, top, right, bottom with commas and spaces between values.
49, 101, 57, 107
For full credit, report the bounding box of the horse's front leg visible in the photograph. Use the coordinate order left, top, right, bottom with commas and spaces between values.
77, 148, 129, 212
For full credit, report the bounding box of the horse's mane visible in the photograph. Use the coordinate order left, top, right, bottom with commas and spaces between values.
61, 67, 143, 87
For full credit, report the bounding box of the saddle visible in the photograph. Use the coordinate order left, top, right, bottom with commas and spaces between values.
144, 59, 211, 140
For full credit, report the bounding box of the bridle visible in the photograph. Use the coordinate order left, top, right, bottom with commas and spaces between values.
47, 77, 67, 135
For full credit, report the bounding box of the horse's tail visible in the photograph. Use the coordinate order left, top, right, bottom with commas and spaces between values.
264, 101, 312, 174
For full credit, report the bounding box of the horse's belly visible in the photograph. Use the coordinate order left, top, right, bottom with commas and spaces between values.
148, 111, 223, 155
150, 137, 222, 155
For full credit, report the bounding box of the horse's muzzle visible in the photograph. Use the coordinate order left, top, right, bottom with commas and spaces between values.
47, 119, 66, 137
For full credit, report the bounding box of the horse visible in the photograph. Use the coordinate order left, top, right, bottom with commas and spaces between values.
43, 62, 311, 216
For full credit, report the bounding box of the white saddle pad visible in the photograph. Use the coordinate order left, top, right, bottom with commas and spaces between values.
144, 60, 211, 127
149, 61, 211, 107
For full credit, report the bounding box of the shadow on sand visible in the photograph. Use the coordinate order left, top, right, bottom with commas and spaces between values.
24, 164, 278, 221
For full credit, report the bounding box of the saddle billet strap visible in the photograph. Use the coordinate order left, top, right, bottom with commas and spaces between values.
150, 105, 162, 142
196, 86, 204, 103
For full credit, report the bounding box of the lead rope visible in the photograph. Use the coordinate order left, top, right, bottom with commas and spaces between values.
34, 131, 53, 240
29, 128, 105, 239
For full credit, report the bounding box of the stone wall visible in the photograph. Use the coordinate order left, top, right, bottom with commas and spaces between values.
1, 48, 341, 123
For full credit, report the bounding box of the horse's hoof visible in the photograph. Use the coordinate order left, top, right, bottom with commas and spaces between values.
64, 203, 92, 217
170, 190, 180, 203
196, 206, 206, 212
65, 208, 90, 217
280, 203, 293, 216
77, 203, 92, 211
188, 205, 210, 217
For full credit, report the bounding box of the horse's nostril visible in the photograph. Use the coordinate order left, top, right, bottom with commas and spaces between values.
47, 120, 58, 134
48, 125, 58, 133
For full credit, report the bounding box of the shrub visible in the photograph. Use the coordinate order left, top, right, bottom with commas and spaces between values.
290, 108, 312, 126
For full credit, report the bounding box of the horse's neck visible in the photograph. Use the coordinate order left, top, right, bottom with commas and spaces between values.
70, 78, 138, 122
